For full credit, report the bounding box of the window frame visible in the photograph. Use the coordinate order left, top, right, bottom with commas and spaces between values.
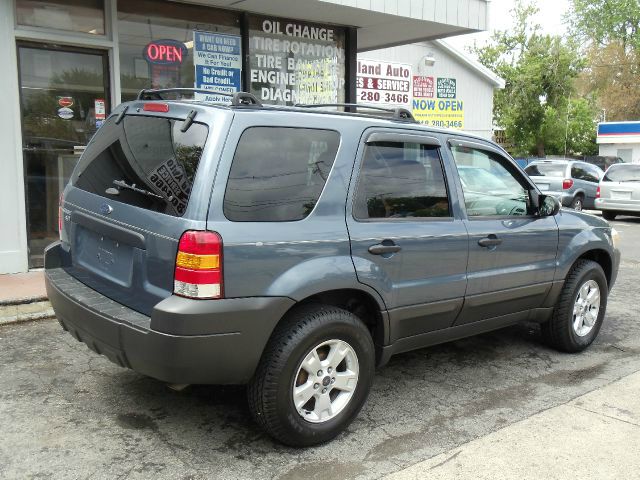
447, 138, 539, 221
222, 125, 341, 223
351, 131, 454, 223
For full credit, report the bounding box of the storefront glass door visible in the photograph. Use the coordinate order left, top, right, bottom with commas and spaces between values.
18, 43, 110, 268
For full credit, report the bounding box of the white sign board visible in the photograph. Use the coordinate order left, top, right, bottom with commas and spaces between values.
356, 59, 413, 109
193, 31, 242, 103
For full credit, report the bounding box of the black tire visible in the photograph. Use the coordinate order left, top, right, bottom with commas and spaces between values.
571, 195, 584, 211
602, 211, 617, 221
247, 303, 375, 447
542, 259, 608, 353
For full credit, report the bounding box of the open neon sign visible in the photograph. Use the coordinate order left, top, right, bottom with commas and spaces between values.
143, 39, 188, 65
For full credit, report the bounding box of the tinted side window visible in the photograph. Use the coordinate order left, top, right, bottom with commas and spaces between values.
571, 163, 599, 182
224, 127, 339, 222
354, 141, 450, 219
451, 145, 531, 217
73, 115, 208, 217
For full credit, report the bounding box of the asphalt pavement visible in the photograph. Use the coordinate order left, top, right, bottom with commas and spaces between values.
1, 212, 639, 480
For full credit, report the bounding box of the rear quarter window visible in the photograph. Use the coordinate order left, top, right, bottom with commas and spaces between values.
223, 127, 340, 222
525, 163, 566, 177
72, 114, 208, 217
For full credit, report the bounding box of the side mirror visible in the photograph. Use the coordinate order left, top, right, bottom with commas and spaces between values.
538, 194, 561, 217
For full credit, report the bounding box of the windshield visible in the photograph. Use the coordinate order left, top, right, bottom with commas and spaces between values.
72, 114, 208, 217
525, 163, 566, 177
603, 164, 640, 182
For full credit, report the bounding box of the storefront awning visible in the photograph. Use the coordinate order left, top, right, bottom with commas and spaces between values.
190, 0, 488, 50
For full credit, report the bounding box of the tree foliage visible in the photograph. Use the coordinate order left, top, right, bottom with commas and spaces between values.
569, 0, 640, 50
474, 1, 596, 156
569, 0, 640, 122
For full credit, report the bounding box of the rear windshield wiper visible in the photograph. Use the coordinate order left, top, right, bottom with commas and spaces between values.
112, 179, 163, 200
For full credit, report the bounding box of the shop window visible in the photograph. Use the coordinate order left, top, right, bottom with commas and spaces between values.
248, 15, 346, 106
16, 0, 105, 35
118, 0, 240, 101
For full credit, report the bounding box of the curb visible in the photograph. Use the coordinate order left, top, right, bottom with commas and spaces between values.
0, 300, 55, 326
0, 295, 48, 307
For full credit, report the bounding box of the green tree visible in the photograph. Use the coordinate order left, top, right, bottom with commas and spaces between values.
569, 0, 640, 122
569, 0, 640, 50
474, 1, 596, 156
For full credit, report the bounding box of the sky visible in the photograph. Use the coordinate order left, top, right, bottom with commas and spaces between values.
445, 0, 571, 55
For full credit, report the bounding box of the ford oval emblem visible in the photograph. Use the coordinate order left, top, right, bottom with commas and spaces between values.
100, 203, 113, 215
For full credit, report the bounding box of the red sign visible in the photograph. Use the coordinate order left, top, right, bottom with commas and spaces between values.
413, 76, 434, 98
58, 96, 74, 108
143, 39, 188, 65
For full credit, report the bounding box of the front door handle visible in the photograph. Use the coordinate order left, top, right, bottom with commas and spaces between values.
478, 234, 502, 248
368, 242, 402, 255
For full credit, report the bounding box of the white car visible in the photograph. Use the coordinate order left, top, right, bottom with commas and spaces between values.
595, 164, 640, 220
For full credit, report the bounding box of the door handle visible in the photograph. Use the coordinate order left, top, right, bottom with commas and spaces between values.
368, 242, 402, 255
478, 235, 502, 248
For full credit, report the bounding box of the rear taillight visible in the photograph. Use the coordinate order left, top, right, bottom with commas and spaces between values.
174, 230, 223, 299
562, 178, 574, 190
58, 193, 64, 234
596, 186, 601, 199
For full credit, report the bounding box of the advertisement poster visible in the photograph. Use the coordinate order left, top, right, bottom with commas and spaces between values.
356, 59, 412, 109
413, 76, 434, 98
95, 98, 105, 128
193, 31, 242, 103
249, 18, 346, 105
412, 76, 464, 129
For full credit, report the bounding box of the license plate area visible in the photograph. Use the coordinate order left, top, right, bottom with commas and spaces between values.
611, 190, 632, 200
538, 183, 550, 191
74, 226, 134, 287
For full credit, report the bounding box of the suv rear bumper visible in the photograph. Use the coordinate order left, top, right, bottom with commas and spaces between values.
45, 242, 294, 385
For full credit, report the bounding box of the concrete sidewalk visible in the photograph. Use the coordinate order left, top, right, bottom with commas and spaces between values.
0, 271, 52, 325
386, 370, 640, 479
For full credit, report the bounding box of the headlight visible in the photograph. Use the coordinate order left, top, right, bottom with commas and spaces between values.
611, 228, 620, 249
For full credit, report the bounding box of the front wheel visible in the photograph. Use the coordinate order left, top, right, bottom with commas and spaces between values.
542, 259, 608, 352
247, 304, 375, 447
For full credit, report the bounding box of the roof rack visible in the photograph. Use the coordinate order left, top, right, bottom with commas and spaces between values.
294, 103, 417, 122
136, 88, 263, 107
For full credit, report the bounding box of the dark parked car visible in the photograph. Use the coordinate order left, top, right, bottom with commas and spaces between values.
525, 159, 604, 211
45, 90, 620, 446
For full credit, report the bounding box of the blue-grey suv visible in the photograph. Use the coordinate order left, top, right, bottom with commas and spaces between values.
45, 91, 621, 446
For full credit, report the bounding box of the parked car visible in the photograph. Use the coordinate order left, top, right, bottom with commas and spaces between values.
595, 163, 640, 220
583, 155, 624, 171
524, 159, 604, 211
45, 90, 620, 447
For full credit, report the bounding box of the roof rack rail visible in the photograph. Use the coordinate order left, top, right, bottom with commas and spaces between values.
231, 92, 262, 107
136, 88, 263, 107
294, 103, 417, 122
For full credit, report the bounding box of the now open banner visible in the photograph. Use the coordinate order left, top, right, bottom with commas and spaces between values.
412, 75, 464, 129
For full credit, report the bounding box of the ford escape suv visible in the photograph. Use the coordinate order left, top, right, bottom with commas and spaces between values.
45, 90, 620, 447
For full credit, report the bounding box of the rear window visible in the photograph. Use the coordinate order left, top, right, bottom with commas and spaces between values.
223, 127, 340, 222
524, 163, 566, 177
73, 115, 208, 217
604, 164, 640, 182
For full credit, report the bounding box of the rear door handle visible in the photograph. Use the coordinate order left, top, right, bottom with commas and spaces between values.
478, 235, 502, 248
368, 242, 402, 255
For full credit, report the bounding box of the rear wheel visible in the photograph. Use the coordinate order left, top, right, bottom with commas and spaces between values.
542, 260, 607, 352
571, 195, 584, 211
602, 211, 617, 221
247, 304, 375, 447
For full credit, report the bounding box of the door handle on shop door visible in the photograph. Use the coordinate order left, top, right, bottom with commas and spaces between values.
478, 234, 502, 248
368, 242, 402, 255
